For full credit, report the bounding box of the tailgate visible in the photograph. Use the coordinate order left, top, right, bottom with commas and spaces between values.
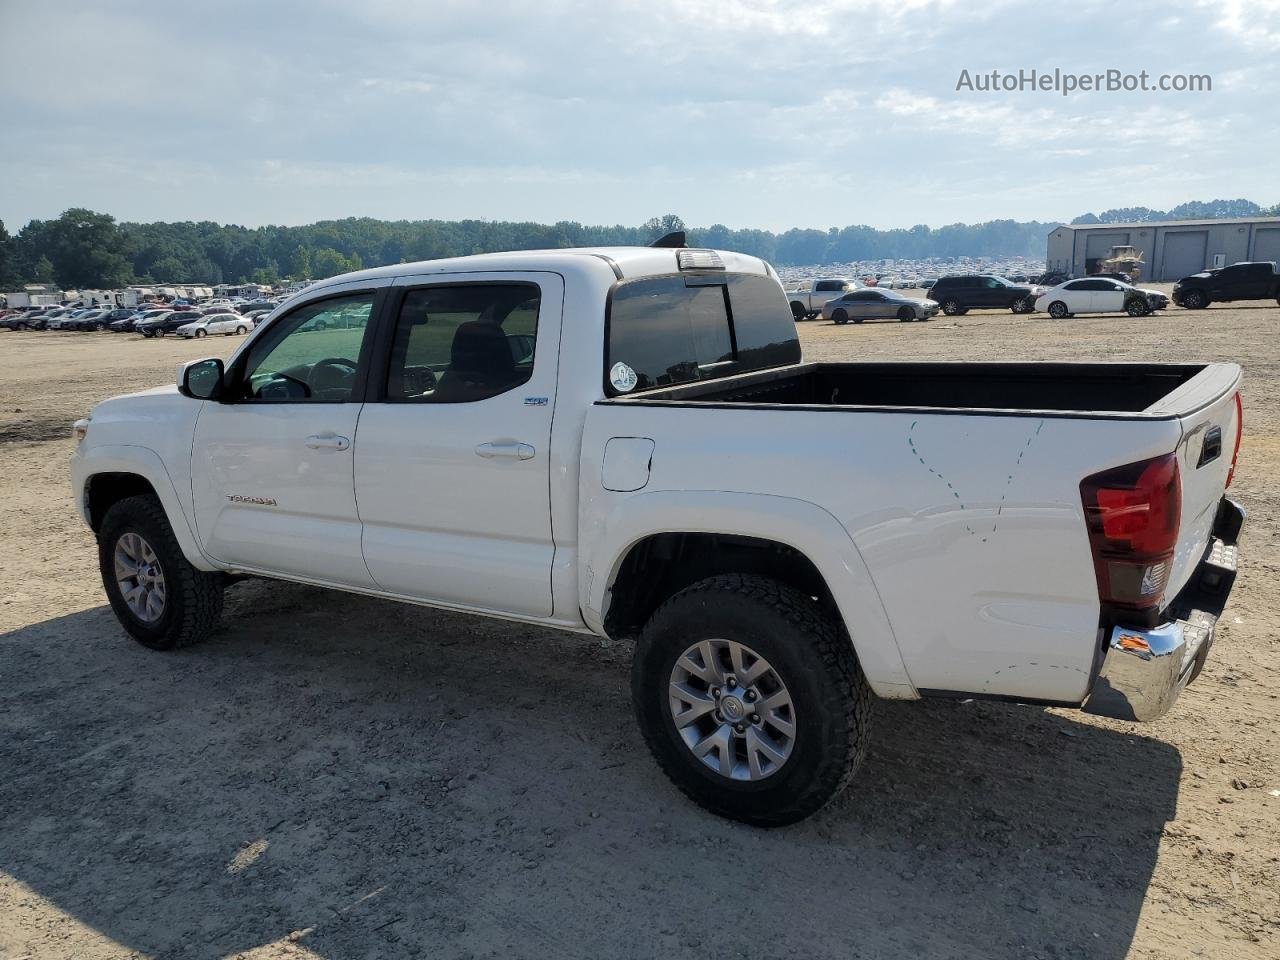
1151, 364, 1243, 599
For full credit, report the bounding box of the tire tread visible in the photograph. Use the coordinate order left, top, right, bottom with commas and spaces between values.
634, 573, 871, 826
99, 494, 223, 649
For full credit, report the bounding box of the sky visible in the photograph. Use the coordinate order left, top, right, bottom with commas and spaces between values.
1, 0, 1277, 232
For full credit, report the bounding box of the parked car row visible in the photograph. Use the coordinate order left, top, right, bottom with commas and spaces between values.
0, 300, 275, 337
796, 261, 1280, 326
1, 308, 272, 343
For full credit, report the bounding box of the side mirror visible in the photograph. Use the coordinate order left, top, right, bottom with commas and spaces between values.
178, 358, 225, 400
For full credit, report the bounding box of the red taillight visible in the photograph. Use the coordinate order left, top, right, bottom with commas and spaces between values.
1226, 391, 1243, 488
1080, 453, 1181, 613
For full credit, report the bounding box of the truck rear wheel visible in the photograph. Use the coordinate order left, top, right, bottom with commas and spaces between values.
790, 301, 805, 321
98, 494, 224, 650
631, 574, 872, 827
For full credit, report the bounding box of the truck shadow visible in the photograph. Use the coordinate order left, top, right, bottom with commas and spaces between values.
0, 580, 1180, 960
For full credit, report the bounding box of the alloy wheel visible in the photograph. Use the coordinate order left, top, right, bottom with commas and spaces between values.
113, 532, 167, 623
668, 638, 797, 781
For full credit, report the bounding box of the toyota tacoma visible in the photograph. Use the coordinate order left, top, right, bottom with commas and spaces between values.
71, 243, 1245, 825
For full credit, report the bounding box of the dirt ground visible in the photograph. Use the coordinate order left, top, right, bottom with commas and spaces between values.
1, 296, 1277, 960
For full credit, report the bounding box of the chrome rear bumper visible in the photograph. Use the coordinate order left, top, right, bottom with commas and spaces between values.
1083, 499, 1243, 722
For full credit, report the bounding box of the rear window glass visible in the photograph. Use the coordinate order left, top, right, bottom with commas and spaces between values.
606, 274, 800, 395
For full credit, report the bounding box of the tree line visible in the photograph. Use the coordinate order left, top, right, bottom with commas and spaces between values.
1072, 198, 1277, 224
0, 200, 1273, 291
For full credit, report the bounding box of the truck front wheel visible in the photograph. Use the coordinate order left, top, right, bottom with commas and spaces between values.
98, 494, 224, 650
631, 574, 872, 826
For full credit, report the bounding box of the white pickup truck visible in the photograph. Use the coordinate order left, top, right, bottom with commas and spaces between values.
72, 245, 1244, 826
782, 277, 862, 320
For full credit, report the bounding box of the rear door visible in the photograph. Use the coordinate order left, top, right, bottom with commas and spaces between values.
353, 272, 561, 617
1058, 279, 1092, 312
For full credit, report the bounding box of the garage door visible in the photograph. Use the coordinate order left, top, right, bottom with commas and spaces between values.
1160, 231, 1208, 280
1083, 232, 1130, 272
1253, 228, 1280, 265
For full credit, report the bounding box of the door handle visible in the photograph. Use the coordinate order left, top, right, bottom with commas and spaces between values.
305, 434, 351, 451
475, 441, 535, 460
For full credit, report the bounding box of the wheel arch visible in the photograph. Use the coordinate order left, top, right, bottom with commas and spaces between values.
584, 490, 917, 699
74, 445, 218, 571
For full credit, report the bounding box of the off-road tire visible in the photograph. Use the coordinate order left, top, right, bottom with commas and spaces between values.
98, 494, 223, 650
632, 574, 873, 827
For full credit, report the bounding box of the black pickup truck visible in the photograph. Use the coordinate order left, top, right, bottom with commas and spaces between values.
1173, 261, 1280, 309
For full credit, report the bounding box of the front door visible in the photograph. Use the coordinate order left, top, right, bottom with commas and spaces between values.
191, 287, 383, 587
1093, 280, 1126, 313
978, 276, 1005, 308
354, 273, 561, 618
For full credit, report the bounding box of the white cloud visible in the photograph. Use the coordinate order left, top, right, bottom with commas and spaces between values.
1198, 0, 1280, 51
0, 0, 1275, 231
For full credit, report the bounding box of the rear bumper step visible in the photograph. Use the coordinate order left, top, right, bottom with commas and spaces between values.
1083, 497, 1243, 722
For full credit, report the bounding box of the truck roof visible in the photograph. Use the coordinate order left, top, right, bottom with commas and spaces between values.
303, 246, 774, 295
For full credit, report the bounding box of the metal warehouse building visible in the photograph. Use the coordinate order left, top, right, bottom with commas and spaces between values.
1046, 216, 1280, 281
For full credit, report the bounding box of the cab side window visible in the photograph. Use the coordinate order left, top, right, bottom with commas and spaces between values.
236, 293, 374, 402
384, 284, 540, 403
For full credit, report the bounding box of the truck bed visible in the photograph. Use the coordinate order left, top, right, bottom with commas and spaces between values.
609, 361, 1210, 417
587, 357, 1240, 704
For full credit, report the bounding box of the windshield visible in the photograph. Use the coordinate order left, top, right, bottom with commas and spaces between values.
606, 273, 800, 396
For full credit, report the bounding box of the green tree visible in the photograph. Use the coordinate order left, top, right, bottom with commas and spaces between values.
44, 208, 134, 288
148, 256, 186, 282
32, 255, 55, 284
286, 244, 311, 279
251, 263, 280, 285
311, 247, 361, 279
642, 214, 686, 242
0, 219, 19, 289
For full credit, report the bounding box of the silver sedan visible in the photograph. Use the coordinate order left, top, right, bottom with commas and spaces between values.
821, 288, 940, 324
